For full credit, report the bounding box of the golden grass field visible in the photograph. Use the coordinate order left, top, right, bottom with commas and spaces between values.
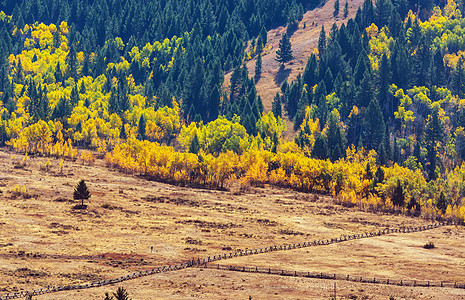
0, 149, 465, 299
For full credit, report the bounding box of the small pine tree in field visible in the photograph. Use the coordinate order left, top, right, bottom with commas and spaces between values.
104, 292, 114, 300
275, 33, 293, 67
113, 287, 130, 300
74, 179, 91, 207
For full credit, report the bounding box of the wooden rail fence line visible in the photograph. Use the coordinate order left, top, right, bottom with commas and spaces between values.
201, 263, 465, 290
0, 220, 460, 299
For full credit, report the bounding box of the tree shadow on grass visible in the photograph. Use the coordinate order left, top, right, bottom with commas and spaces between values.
274, 65, 291, 86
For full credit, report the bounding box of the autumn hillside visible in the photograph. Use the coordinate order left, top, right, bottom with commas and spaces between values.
244, 0, 364, 113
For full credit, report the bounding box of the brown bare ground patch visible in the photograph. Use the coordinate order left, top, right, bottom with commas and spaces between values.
0, 148, 464, 298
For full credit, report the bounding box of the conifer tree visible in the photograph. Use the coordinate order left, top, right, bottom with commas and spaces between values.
312, 133, 329, 159
436, 192, 447, 215
255, 52, 262, 80
334, 0, 340, 16
73, 180, 91, 207
392, 179, 404, 208
120, 123, 127, 140
259, 25, 268, 46
453, 55, 465, 98
318, 26, 326, 57
275, 33, 293, 67
364, 98, 385, 150
189, 132, 200, 154
344, 0, 349, 18
272, 93, 282, 118
138, 115, 146, 140
113, 287, 130, 300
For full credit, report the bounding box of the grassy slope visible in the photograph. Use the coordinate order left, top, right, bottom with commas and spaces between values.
224, 0, 364, 138
0, 151, 464, 299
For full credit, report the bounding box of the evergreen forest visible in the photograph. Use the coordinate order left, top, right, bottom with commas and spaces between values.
1, 0, 465, 221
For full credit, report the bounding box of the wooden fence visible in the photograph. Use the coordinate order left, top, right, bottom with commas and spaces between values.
0, 220, 461, 299
202, 263, 465, 289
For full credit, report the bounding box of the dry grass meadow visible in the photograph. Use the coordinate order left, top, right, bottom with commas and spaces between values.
0, 149, 464, 299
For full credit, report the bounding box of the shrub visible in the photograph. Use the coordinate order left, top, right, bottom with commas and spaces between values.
423, 241, 435, 249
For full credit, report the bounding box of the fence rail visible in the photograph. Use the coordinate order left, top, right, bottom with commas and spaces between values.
202, 263, 465, 289
0, 220, 460, 299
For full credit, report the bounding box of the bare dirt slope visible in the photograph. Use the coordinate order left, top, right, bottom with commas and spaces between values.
223, 0, 364, 137
0, 150, 464, 299
251, 0, 363, 111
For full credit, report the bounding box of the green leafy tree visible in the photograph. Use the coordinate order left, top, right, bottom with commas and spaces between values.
74, 180, 91, 207
275, 33, 293, 67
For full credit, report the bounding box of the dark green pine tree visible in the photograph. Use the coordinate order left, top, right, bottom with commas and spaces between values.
302, 54, 318, 87
453, 55, 465, 98
436, 192, 447, 215
275, 33, 293, 67
318, 26, 326, 57
326, 111, 345, 161
358, 70, 373, 108
378, 53, 391, 119
15, 58, 24, 84
334, 0, 340, 16
344, 0, 349, 18
27, 80, 40, 122
392, 179, 404, 208
73, 179, 91, 207
189, 131, 200, 154
120, 122, 127, 140
364, 98, 385, 150
70, 84, 79, 107
255, 52, 262, 80
259, 25, 268, 46
354, 49, 370, 85
41, 85, 50, 120
272, 93, 282, 118
424, 108, 443, 180
432, 49, 446, 87
138, 114, 146, 140
113, 287, 130, 300
66, 44, 78, 79
108, 87, 119, 115
52, 96, 71, 121
312, 133, 329, 159
55, 61, 63, 83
